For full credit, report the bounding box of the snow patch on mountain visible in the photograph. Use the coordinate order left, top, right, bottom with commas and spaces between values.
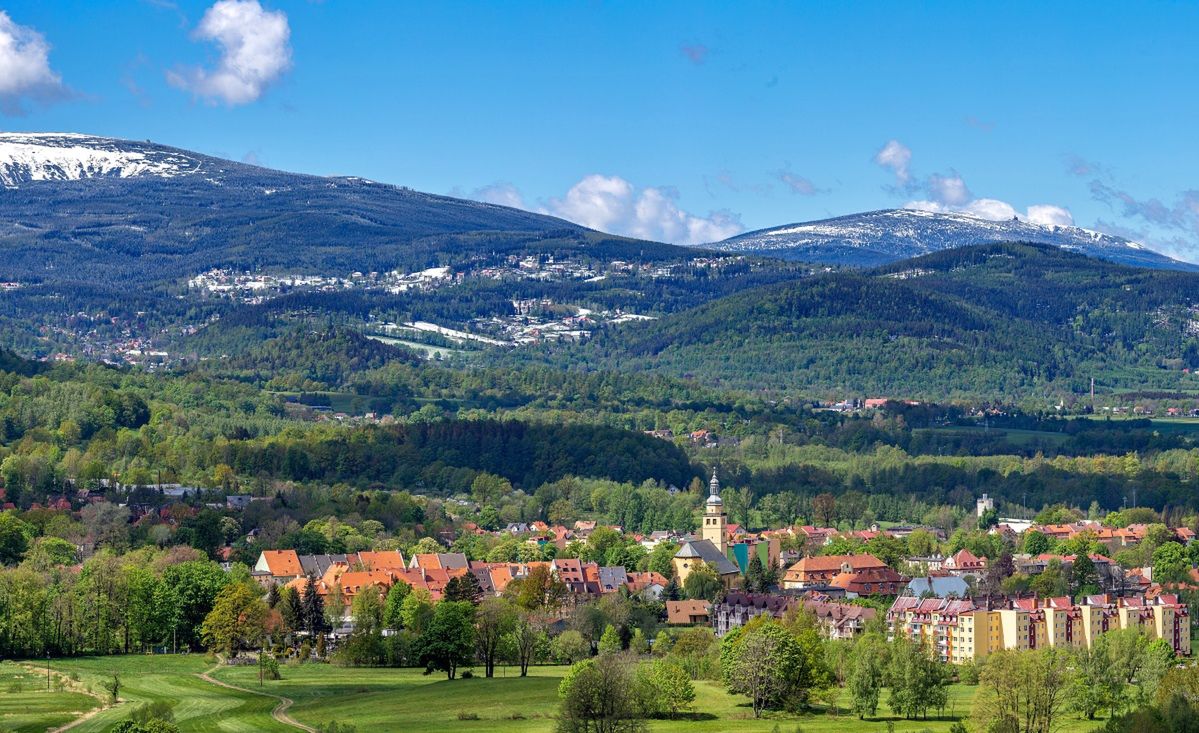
703, 209, 1195, 271
0, 133, 202, 186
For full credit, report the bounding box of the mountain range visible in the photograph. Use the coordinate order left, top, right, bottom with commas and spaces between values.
0, 133, 686, 287
707, 208, 1196, 271
579, 242, 1199, 399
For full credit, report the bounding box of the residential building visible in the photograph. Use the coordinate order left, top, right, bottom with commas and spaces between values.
781, 553, 889, 590
666, 600, 712, 626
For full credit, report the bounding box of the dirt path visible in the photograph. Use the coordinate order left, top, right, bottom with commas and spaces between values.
197, 666, 316, 733
19, 664, 112, 733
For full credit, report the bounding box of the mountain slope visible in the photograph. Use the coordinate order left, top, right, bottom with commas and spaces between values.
0, 133, 691, 286
707, 208, 1196, 271
580, 243, 1199, 399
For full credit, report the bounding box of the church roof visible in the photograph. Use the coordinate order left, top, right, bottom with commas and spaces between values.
675, 539, 740, 576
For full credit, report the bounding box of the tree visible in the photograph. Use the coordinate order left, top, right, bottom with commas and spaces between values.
81, 502, 131, 552
848, 634, 888, 719
301, 576, 329, 635
887, 637, 949, 720
1071, 552, 1100, 596
336, 587, 387, 667
552, 630, 591, 665
20, 535, 76, 570
400, 588, 435, 635
1153, 542, 1191, 584
279, 586, 302, 632
507, 609, 546, 676
635, 659, 694, 718
200, 583, 268, 657
417, 601, 475, 680
682, 562, 722, 602
508, 564, 567, 611
744, 554, 766, 593
444, 572, 484, 605
1022, 530, 1052, 556
474, 597, 515, 678
722, 619, 820, 717
1070, 643, 1120, 720
812, 493, 836, 526
0, 512, 33, 565
974, 648, 1072, 733
598, 624, 623, 654
557, 655, 647, 733
383, 580, 411, 629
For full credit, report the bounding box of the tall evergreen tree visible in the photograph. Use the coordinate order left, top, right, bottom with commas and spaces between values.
302, 576, 328, 633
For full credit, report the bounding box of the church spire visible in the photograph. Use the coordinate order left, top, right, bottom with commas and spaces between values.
708, 468, 721, 499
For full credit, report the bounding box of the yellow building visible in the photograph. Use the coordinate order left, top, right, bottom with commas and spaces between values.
888, 593, 1190, 663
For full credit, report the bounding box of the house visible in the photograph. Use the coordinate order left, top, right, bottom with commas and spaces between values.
666, 600, 712, 626
802, 594, 878, 640
943, 549, 987, 578
408, 553, 469, 571
711, 591, 876, 640
225, 495, 254, 510
255, 550, 304, 584
781, 553, 889, 590
711, 592, 793, 636
626, 571, 668, 599
828, 565, 908, 597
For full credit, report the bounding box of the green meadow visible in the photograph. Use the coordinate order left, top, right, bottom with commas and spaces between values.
1, 656, 1117, 733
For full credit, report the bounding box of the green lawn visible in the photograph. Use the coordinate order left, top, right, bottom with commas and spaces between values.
49, 656, 289, 733
22, 656, 1113, 733
0, 661, 100, 733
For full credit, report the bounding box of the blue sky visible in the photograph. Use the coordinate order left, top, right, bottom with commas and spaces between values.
2, 1, 1198, 259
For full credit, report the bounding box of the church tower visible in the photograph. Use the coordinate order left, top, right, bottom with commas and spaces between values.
701, 468, 727, 554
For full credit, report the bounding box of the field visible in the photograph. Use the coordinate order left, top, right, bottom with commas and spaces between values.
3, 656, 1117, 733
0, 662, 100, 733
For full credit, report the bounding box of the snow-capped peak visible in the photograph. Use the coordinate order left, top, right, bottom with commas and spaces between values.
0, 132, 202, 187
702, 208, 1194, 271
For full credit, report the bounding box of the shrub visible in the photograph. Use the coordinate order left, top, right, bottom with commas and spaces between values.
262, 656, 281, 680
456, 712, 480, 721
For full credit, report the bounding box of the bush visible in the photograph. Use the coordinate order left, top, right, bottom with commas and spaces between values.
958, 661, 980, 686
129, 700, 175, 724
456, 712, 480, 721
461, 669, 473, 679
262, 656, 281, 680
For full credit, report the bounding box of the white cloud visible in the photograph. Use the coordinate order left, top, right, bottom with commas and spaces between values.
471, 182, 527, 209
0, 11, 64, 113
167, 0, 291, 105
540, 174, 742, 245
1025, 204, 1074, 228
885, 140, 1074, 228
926, 172, 971, 207
874, 139, 912, 185
905, 197, 1074, 227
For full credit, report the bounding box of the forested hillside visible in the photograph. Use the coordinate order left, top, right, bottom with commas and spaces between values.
576, 243, 1199, 400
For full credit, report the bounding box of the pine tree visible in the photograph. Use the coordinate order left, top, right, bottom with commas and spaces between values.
444, 572, 484, 604
302, 576, 328, 633
745, 554, 765, 593
266, 584, 280, 609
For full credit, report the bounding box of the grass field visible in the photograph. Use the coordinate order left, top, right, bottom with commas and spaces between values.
0, 661, 100, 733
17, 656, 1116, 733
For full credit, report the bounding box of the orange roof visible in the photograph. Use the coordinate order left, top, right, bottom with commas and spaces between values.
787, 553, 887, 574
666, 600, 711, 624
357, 551, 407, 572
333, 571, 394, 597
412, 553, 443, 570
260, 550, 303, 578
